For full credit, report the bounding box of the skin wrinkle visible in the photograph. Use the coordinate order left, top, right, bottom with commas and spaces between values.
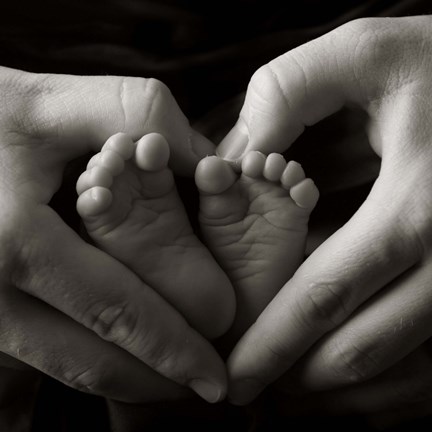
297, 281, 349, 331
223, 17, 432, 413
282, 50, 308, 110
118, 77, 127, 133
9, 209, 49, 294
367, 191, 424, 262
84, 301, 146, 360
267, 62, 292, 114
333, 336, 382, 383
64, 363, 103, 393
140, 78, 163, 134
0, 67, 238, 404
260, 331, 298, 371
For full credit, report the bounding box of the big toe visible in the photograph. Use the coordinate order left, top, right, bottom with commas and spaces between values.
135, 133, 170, 172
195, 156, 237, 194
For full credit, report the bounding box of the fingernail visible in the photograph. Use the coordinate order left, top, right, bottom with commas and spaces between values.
216, 121, 249, 161
228, 378, 263, 406
189, 379, 223, 404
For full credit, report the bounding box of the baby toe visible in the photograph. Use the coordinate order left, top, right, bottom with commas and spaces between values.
263, 153, 286, 182
195, 156, 237, 194
135, 133, 170, 172
76, 186, 113, 218
87, 153, 101, 170
102, 133, 135, 160
290, 178, 320, 210
241, 151, 266, 178
281, 161, 305, 190
76, 166, 113, 195
99, 150, 125, 176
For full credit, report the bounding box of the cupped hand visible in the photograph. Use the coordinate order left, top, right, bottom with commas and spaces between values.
275, 340, 432, 427
0, 66, 227, 404
218, 15, 432, 405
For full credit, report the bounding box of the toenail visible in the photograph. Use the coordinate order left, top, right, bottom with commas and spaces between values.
264, 153, 286, 182
242, 151, 266, 177
281, 161, 305, 189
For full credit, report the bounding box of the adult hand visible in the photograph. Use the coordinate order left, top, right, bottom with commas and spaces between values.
274, 340, 432, 427
218, 15, 432, 405
0, 66, 227, 404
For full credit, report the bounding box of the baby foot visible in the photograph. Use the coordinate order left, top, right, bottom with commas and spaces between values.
195, 152, 319, 341
76, 132, 234, 338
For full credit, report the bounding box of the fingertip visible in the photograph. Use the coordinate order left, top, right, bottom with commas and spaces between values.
189, 379, 226, 404
216, 120, 249, 162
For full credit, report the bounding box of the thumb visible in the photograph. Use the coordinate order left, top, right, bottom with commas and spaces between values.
216, 18, 379, 161
1, 66, 214, 176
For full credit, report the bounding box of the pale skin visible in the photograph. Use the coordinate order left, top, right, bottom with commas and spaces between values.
76, 132, 235, 340
0, 66, 231, 404
2, 13, 432, 421
217, 15, 432, 420
76, 131, 318, 352
196, 152, 318, 344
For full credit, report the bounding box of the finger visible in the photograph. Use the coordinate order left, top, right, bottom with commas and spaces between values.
227, 17, 432, 404
0, 287, 188, 403
277, 343, 432, 416
244, 62, 432, 396
216, 17, 431, 161
1, 66, 215, 180
216, 20, 364, 160
9, 205, 227, 404
283, 253, 432, 391
227, 171, 424, 404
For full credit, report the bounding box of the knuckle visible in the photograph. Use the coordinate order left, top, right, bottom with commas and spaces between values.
62, 361, 111, 395
329, 338, 381, 384
82, 300, 183, 381
342, 17, 379, 36
249, 63, 292, 108
294, 281, 350, 331
84, 301, 141, 350
120, 76, 172, 133
140, 77, 170, 103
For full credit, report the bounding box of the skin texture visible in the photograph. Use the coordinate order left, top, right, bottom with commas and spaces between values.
195, 153, 318, 345
76, 132, 235, 340
0, 66, 229, 404
218, 15, 432, 419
